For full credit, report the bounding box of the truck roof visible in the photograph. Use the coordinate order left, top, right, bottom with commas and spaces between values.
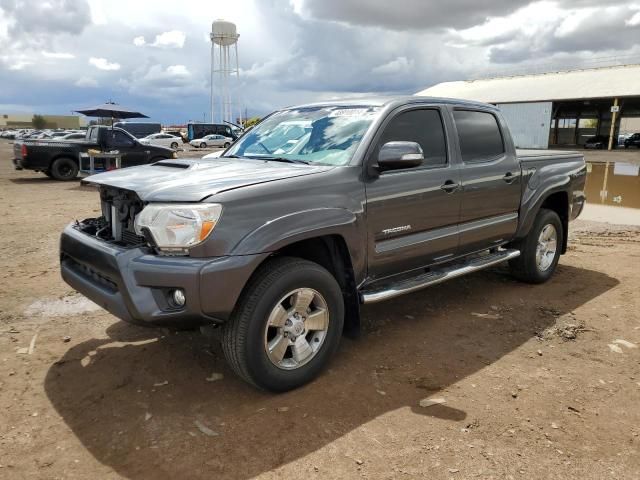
284, 95, 497, 111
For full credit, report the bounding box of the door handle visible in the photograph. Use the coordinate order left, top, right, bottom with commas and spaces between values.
440, 180, 459, 193
503, 172, 517, 183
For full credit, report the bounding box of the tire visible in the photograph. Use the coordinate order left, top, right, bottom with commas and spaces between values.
200, 142, 206, 148
222, 256, 344, 392
170, 142, 179, 150
509, 208, 563, 284
223, 142, 230, 148
50, 157, 79, 181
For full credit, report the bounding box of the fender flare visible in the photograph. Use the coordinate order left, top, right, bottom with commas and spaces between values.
231, 207, 365, 280
515, 180, 570, 241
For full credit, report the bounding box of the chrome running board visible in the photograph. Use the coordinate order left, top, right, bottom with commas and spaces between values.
361, 249, 521, 304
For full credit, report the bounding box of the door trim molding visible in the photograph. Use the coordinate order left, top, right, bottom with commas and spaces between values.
375, 224, 458, 254
374, 213, 517, 254
458, 212, 518, 234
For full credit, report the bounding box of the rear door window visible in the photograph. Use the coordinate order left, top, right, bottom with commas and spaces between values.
453, 110, 504, 162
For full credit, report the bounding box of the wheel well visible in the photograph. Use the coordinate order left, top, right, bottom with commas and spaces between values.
274, 235, 360, 337
540, 192, 569, 253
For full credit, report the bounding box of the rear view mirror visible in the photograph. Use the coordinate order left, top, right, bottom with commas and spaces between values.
377, 141, 424, 172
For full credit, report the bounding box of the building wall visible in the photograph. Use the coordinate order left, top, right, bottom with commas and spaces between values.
496, 102, 552, 149
0, 114, 84, 129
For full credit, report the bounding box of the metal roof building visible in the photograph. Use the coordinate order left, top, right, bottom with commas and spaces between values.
417, 64, 640, 149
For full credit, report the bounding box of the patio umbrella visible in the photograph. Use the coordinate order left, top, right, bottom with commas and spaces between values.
75, 101, 148, 126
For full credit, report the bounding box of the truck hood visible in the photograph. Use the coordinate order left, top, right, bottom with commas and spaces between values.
82, 157, 333, 202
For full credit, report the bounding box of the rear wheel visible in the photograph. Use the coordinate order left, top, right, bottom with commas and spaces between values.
50, 157, 78, 181
509, 208, 563, 284
170, 142, 179, 150
222, 257, 344, 392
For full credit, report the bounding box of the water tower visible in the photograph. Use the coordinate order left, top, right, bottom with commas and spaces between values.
210, 20, 241, 125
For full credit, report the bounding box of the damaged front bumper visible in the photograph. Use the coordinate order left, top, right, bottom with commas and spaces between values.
59, 223, 267, 328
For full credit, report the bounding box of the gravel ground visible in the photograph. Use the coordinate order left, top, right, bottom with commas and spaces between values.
1, 140, 639, 479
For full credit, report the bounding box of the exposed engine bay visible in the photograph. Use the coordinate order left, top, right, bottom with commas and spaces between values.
75, 187, 147, 247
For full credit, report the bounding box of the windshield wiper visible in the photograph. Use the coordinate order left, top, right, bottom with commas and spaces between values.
251, 156, 310, 165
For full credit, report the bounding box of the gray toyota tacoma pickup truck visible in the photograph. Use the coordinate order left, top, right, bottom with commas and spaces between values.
60, 96, 586, 391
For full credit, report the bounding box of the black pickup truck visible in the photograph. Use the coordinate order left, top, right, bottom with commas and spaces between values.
60, 96, 586, 391
13, 125, 175, 180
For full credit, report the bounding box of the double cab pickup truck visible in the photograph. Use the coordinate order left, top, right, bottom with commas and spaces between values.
14, 125, 175, 180
60, 97, 586, 391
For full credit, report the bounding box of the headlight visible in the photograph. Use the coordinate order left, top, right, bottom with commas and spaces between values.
134, 203, 222, 252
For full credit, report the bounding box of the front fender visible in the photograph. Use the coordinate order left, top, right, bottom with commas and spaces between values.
231, 207, 365, 281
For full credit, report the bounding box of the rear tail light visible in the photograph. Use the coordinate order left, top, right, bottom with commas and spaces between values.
21, 144, 27, 157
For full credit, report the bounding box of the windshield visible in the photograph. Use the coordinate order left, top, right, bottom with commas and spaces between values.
226, 105, 381, 166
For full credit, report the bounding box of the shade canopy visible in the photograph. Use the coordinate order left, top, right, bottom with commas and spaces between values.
75, 102, 148, 119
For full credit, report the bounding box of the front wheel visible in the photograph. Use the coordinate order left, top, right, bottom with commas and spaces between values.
221, 257, 344, 392
223, 142, 230, 148
200, 142, 206, 148
170, 142, 179, 150
509, 208, 563, 284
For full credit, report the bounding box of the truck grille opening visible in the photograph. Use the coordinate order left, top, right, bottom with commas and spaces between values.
76, 187, 147, 247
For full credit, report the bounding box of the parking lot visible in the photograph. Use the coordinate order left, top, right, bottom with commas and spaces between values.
1, 140, 639, 479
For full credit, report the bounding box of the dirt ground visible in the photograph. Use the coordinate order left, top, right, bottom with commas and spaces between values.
1, 140, 639, 480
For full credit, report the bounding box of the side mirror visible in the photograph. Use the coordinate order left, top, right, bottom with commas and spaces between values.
376, 141, 424, 172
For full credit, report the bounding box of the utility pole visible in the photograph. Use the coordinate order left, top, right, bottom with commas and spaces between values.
607, 98, 619, 151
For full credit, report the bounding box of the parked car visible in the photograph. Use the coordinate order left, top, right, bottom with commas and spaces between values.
189, 134, 233, 148
584, 135, 614, 149
53, 132, 87, 141
60, 96, 586, 392
140, 133, 183, 150
623, 133, 640, 148
49, 131, 69, 138
13, 126, 175, 180
164, 130, 186, 141
0, 130, 17, 139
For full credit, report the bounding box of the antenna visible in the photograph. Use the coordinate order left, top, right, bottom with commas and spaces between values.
210, 20, 241, 125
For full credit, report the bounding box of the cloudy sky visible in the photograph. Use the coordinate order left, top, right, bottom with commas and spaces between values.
1, 0, 639, 124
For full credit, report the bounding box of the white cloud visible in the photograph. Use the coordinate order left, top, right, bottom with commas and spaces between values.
627, 11, 640, 27
8, 60, 33, 70
120, 63, 201, 98
42, 51, 75, 59
87, 0, 108, 25
166, 64, 190, 76
133, 35, 145, 46
151, 30, 186, 48
75, 76, 98, 87
89, 57, 121, 71
372, 56, 415, 75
